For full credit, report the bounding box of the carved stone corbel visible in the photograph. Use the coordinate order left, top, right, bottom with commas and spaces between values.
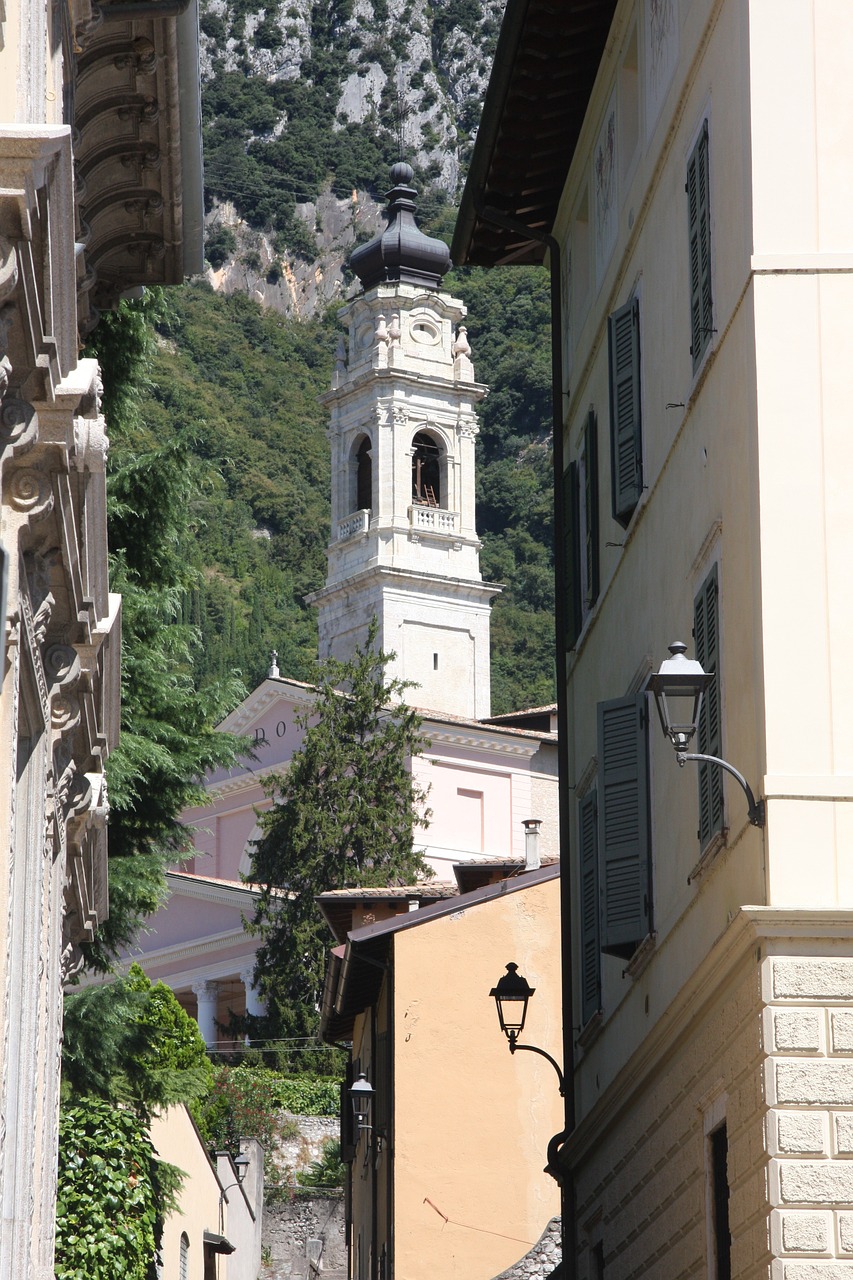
3, 464, 52, 517
0, 397, 39, 454
44, 642, 81, 691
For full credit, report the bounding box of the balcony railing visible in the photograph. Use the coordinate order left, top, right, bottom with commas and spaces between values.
337, 509, 370, 541
409, 505, 459, 535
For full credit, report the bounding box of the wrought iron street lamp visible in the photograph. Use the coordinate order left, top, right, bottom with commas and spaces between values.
646, 641, 765, 828
489, 963, 564, 1094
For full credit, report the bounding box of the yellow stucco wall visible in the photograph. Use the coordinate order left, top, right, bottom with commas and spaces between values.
390, 877, 562, 1280
150, 1106, 225, 1280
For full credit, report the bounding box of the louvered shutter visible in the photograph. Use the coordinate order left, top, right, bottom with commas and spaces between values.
563, 461, 582, 650
608, 297, 642, 527
340, 1060, 357, 1163
584, 410, 600, 607
578, 789, 600, 1024
687, 121, 712, 368
694, 564, 723, 846
375, 1031, 390, 1137
598, 694, 651, 958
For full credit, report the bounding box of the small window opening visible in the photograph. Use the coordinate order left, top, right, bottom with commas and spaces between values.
433, 653, 438, 670
710, 1123, 731, 1280
412, 433, 441, 506
356, 438, 372, 512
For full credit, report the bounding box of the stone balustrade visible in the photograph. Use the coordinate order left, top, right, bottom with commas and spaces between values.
337, 509, 370, 541
408, 504, 459, 535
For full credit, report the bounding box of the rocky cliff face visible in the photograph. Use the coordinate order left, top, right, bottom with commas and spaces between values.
199, 0, 504, 317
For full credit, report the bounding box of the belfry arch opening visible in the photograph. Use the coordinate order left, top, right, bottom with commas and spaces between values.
354, 435, 372, 512
411, 432, 442, 507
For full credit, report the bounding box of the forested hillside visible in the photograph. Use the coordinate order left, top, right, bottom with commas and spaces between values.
137, 261, 554, 713
124, 0, 556, 713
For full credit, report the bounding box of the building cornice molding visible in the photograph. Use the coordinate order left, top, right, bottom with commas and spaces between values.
123, 927, 257, 974
307, 564, 501, 608
563, 908, 853, 1169
320, 366, 489, 409
165, 872, 261, 907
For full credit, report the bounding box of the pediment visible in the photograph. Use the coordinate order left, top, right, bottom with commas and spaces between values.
206, 678, 317, 787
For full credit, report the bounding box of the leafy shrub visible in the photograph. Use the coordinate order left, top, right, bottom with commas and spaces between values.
296, 1139, 345, 1191
205, 226, 237, 269
200, 1074, 295, 1201
55, 1101, 181, 1280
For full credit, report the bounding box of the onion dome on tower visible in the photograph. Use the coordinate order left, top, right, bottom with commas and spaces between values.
350, 162, 452, 292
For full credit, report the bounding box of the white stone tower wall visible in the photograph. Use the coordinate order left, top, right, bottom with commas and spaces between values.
312, 275, 500, 719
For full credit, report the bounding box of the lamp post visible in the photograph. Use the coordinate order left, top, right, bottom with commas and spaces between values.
490, 963, 564, 1094
646, 641, 765, 827
349, 1071, 374, 1134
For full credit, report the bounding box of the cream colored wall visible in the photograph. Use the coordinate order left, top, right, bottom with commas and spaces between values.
747, 0, 853, 906
150, 1107, 225, 1280
391, 877, 562, 1280
557, 0, 764, 1074
552, 0, 853, 1272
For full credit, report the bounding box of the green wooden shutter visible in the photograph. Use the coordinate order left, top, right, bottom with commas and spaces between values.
687, 120, 712, 368
375, 1030, 390, 1136
608, 297, 642, 528
583, 410, 600, 608
340, 1060, 357, 1163
563, 461, 582, 649
694, 564, 723, 846
598, 694, 651, 958
578, 788, 600, 1024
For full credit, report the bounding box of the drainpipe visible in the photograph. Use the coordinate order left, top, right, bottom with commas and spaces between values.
473, 197, 577, 1280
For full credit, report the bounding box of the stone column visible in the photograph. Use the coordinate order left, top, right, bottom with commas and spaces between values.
192, 979, 219, 1048
241, 968, 267, 1019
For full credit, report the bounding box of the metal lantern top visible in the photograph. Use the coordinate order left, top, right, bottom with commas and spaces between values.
490, 962, 535, 1041
645, 641, 715, 751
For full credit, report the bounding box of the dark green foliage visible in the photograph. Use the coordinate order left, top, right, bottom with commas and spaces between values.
443, 263, 556, 710
55, 1101, 176, 1280
62, 965, 213, 1118
297, 1139, 345, 1190
82, 291, 247, 971
195, 1065, 301, 1200
135, 282, 336, 690
206, 224, 237, 268
57, 968, 208, 1278
248, 622, 430, 1047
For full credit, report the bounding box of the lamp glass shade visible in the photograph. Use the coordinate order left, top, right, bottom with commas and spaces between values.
489, 962, 535, 1038
349, 1071, 374, 1124
645, 642, 715, 748
234, 1153, 250, 1183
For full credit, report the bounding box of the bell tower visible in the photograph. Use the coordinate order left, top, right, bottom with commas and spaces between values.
310, 163, 499, 720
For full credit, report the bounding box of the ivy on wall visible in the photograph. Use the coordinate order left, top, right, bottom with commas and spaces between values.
55, 1100, 181, 1280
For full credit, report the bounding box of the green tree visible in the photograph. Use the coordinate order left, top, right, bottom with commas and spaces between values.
57, 967, 210, 1278
61, 964, 212, 1118
248, 620, 431, 1048
82, 291, 247, 970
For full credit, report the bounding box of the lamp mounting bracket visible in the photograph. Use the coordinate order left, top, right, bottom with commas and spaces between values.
676, 750, 765, 828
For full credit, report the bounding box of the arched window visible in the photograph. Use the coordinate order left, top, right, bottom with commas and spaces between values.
179, 1233, 190, 1280
356, 437, 372, 512
411, 432, 441, 507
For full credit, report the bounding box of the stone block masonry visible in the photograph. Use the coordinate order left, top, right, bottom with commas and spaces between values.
767, 955, 853, 1278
